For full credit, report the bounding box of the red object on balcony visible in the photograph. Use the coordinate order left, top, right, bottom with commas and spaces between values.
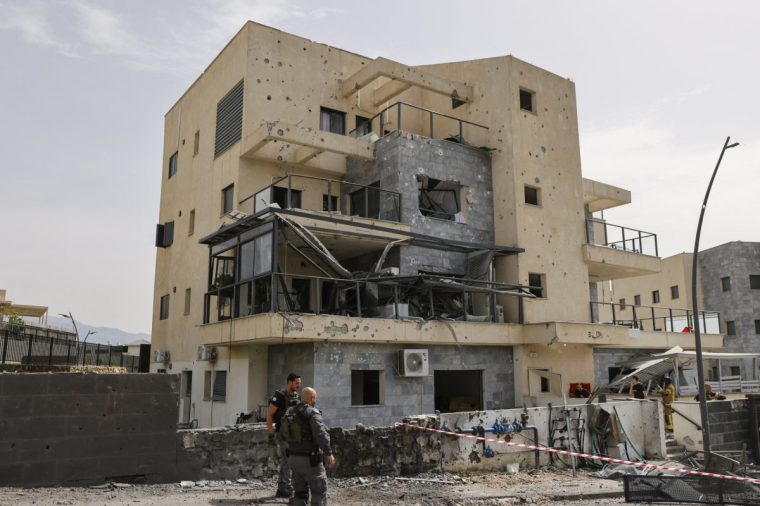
569, 382, 591, 398
682, 326, 693, 333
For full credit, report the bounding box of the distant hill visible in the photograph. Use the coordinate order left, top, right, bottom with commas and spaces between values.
27, 315, 151, 346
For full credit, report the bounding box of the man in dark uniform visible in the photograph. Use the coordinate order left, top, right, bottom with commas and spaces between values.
629, 375, 647, 399
266, 372, 301, 498
286, 387, 335, 506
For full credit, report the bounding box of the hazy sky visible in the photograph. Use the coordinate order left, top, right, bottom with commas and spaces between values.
1, 0, 758, 334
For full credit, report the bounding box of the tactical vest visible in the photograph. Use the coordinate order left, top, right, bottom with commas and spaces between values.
280, 404, 314, 444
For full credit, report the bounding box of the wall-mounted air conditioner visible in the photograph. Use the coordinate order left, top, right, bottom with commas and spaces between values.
154, 349, 170, 364
397, 349, 429, 377
197, 345, 218, 362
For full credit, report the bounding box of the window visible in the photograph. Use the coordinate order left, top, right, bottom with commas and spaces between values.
519, 88, 535, 113
355, 115, 372, 136
351, 181, 381, 219
168, 152, 178, 178
322, 194, 338, 212
188, 209, 195, 236
652, 290, 660, 304
272, 187, 302, 209
730, 366, 741, 377
215, 80, 244, 157
290, 278, 311, 312
755, 320, 760, 335
155, 221, 174, 248
193, 130, 200, 157
351, 370, 384, 406
619, 298, 626, 310
203, 371, 212, 401
528, 273, 545, 298
670, 285, 679, 300
751, 275, 760, 289
721, 276, 731, 291
634, 294, 641, 306
726, 320, 736, 335
319, 107, 346, 135
417, 176, 461, 221
528, 368, 562, 396
221, 184, 234, 215
212, 370, 227, 401
159, 294, 170, 320
524, 185, 541, 206
184, 288, 191, 316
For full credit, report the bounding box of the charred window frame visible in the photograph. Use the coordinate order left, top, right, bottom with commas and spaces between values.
204, 224, 274, 324
417, 176, 462, 222
320, 107, 346, 135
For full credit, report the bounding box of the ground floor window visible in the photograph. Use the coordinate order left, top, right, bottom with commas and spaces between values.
434, 370, 482, 412
351, 369, 384, 406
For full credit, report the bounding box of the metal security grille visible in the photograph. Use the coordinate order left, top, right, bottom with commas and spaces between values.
212, 370, 227, 401
623, 475, 760, 505
214, 80, 244, 157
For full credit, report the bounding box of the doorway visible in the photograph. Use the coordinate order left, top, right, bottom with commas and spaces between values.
434, 370, 483, 412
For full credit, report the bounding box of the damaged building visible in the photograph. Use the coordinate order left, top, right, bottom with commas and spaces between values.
150, 22, 724, 428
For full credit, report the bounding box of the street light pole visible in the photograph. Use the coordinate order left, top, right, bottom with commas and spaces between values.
58, 312, 80, 344
691, 136, 739, 470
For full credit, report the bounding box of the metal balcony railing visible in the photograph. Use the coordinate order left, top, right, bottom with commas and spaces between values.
240, 174, 402, 222
590, 301, 720, 334
348, 101, 490, 148
585, 218, 659, 256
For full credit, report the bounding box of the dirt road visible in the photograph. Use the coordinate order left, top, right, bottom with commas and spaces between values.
0, 469, 624, 505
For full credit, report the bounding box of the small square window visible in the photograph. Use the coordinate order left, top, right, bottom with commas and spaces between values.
159, 294, 170, 320
730, 366, 741, 376
634, 294, 641, 306
750, 275, 760, 289
168, 151, 178, 178
524, 186, 541, 206
188, 209, 195, 236
322, 194, 338, 212
212, 370, 227, 402
670, 285, 679, 300
619, 298, 626, 310
726, 320, 736, 335
221, 184, 234, 215
351, 370, 384, 406
203, 371, 212, 401
652, 290, 660, 304
193, 130, 200, 157
755, 320, 760, 335
320, 107, 346, 135
519, 88, 535, 113
355, 115, 372, 137
184, 288, 191, 316
721, 276, 731, 291
528, 273, 545, 298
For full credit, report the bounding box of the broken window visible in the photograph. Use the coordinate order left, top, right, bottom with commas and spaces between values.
524, 185, 541, 206
272, 186, 302, 209
651, 290, 660, 304
751, 275, 760, 289
721, 276, 731, 291
320, 106, 346, 135
417, 176, 462, 221
726, 320, 736, 335
350, 181, 380, 219
519, 88, 535, 113
434, 370, 482, 413
351, 370, 384, 406
670, 285, 679, 300
528, 273, 545, 298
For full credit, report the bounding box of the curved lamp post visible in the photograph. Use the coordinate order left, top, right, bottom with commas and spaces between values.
691, 136, 739, 469
58, 312, 80, 343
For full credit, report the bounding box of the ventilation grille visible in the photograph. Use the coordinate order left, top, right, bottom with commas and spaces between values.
214, 80, 244, 158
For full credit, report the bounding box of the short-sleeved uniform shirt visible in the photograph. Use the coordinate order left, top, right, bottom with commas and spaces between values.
632, 383, 646, 399
270, 390, 299, 431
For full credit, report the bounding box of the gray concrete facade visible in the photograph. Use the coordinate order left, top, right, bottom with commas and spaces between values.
700, 241, 760, 378
267, 342, 514, 429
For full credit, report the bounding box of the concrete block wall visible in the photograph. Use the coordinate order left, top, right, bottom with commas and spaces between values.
266, 342, 514, 430
0, 372, 179, 487
708, 399, 751, 453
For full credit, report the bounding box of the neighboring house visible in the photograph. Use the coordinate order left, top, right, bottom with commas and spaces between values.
151, 22, 723, 428
606, 241, 759, 382
0, 289, 76, 341
126, 339, 151, 357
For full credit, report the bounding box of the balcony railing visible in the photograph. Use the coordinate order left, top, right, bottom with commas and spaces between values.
348, 101, 490, 148
585, 218, 658, 256
591, 301, 720, 334
240, 174, 402, 222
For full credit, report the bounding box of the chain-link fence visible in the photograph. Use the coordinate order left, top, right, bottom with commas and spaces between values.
623, 474, 760, 505
0, 327, 140, 372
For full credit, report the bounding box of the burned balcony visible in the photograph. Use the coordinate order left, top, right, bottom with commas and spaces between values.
591, 300, 720, 334
348, 102, 491, 150
240, 174, 402, 223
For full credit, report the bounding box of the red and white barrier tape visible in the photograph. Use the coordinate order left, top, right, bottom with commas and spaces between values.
395, 422, 760, 485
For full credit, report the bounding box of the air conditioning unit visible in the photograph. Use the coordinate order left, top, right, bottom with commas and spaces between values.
154, 349, 170, 364
495, 305, 505, 324
197, 345, 218, 362
397, 349, 429, 377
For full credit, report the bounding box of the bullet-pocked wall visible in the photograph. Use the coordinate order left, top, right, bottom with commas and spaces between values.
267, 342, 514, 429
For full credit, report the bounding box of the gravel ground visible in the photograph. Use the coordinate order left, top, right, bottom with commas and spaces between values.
0, 469, 625, 505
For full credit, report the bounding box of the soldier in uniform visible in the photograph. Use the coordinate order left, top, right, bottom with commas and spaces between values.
266, 372, 301, 498
285, 387, 335, 506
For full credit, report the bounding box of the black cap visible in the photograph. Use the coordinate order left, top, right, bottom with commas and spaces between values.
286, 372, 300, 383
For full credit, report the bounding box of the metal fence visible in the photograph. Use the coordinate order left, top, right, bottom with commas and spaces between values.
1, 328, 140, 372
623, 474, 760, 505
